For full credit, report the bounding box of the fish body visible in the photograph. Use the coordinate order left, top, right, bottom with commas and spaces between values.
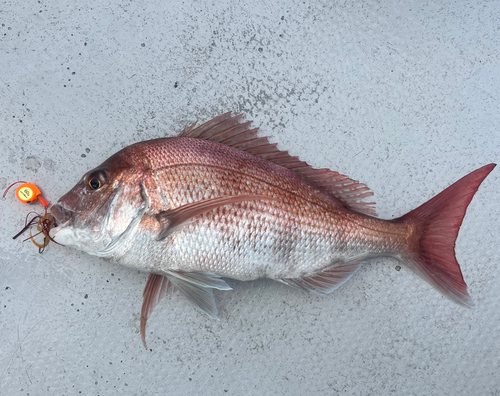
49, 113, 495, 347
109, 137, 404, 279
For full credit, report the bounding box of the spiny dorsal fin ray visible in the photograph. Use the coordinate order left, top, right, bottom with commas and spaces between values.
180, 112, 376, 216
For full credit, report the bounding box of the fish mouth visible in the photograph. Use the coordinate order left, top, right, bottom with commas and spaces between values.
50, 204, 74, 225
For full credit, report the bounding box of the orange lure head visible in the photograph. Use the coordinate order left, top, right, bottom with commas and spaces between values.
14, 182, 50, 207
4, 181, 56, 252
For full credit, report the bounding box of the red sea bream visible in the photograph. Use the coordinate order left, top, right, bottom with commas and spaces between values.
49, 113, 496, 347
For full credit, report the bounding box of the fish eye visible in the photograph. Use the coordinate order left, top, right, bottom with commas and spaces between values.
86, 170, 107, 190
88, 178, 101, 190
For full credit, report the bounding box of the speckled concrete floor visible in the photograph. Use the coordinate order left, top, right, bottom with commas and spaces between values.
1, 1, 499, 395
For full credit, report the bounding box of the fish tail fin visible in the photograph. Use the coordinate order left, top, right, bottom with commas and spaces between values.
395, 164, 496, 307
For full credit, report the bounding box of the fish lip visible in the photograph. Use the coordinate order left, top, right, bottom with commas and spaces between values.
50, 204, 73, 225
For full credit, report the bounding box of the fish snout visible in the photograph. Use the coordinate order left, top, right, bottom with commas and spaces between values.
50, 204, 74, 225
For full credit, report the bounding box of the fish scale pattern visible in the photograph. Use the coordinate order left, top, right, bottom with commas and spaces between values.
117, 136, 406, 280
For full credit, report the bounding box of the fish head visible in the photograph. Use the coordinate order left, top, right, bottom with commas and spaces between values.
50, 146, 149, 257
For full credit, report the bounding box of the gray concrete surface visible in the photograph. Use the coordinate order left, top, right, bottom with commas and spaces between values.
1, 1, 499, 395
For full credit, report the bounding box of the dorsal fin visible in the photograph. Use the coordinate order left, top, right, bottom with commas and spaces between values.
180, 113, 376, 216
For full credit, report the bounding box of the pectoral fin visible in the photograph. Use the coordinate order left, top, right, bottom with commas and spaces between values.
156, 195, 276, 240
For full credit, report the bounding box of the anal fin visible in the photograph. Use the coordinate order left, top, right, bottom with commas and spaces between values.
279, 262, 362, 295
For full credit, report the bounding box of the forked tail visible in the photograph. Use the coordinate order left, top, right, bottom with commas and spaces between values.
395, 164, 495, 307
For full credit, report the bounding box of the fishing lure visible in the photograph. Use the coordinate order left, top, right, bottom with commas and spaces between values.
3, 181, 58, 252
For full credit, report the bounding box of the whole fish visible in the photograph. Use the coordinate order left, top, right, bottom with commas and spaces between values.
49, 113, 495, 347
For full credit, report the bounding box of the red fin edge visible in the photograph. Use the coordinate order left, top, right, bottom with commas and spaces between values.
141, 274, 172, 349
397, 163, 496, 307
